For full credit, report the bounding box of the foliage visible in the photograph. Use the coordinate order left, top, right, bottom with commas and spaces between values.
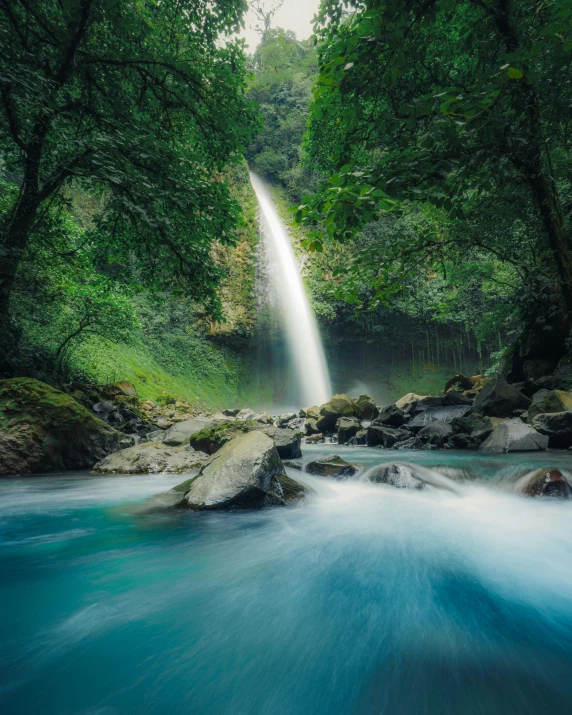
301, 0, 572, 319
0, 0, 259, 368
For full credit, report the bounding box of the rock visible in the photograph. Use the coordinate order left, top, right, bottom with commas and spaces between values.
305, 417, 320, 435
531, 411, 572, 448
337, 417, 362, 445
252, 412, 272, 424
367, 462, 426, 490
446, 433, 471, 449
153, 416, 174, 429
0, 378, 130, 476
189, 420, 256, 454
468, 416, 505, 446
374, 405, 406, 427
394, 392, 427, 410
527, 389, 572, 423
305, 433, 325, 444
258, 426, 302, 459
278, 412, 297, 426
414, 392, 472, 412
450, 414, 483, 435
394, 436, 422, 450
478, 419, 548, 453
471, 378, 530, 418
102, 381, 139, 398
367, 425, 410, 448
161, 417, 215, 446
353, 394, 379, 420
417, 420, 452, 446
188, 420, 302, 459
302, 405, 320, 420
222, 408, 240, 417
92, 442, 208, 474
351, 429, 367, 445
237, 408, 257, 421
93, 401, 115, 416
409, 405, 471, 429
306, 455, 357, 478
523, 468, 572, 499
287, 417, 305, 430
316, 394, 359, 432
553, 362, 572, 391
107, 411, 125, 426
283, 460, 303, 470
175, 431, 304, 510
523, 358, 557, 381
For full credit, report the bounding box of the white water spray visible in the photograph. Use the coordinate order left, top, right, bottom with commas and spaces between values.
250, 172, 331, 406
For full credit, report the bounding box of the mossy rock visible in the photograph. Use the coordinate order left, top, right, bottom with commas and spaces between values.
189, 420, 257, 455
0, 378, 129, 476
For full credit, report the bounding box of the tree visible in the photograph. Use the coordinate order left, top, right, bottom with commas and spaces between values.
251, 0, 284, 43
0, 0, 257, 366
301, 0, 572, 318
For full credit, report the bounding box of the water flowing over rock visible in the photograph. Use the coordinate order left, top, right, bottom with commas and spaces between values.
251, 173, 331, 406
305, 455, 357, 478
478, 419, 548, 453
522, 468, 572, 499
471, 378, 531, 418
365, 462, 459, 491
92, 442, 209, 474
175, 431, 304, 510
0, 378, 130, 476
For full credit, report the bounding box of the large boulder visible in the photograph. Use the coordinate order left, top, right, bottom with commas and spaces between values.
531, 411, 572, 448
478, 418, 548, 453
305, 455, 357, 478
188, 420, 302, 459
374, 405, 406, 427
316, 394, 359, 432
367, 425, 410, 448
189, 420, 257, 454
304, 418, 320, 435
394, 392, 427, 410
409, 405, 471, 429
469, 416, 505, 445
470, 378, 530, 418
157, 417, 215, 446
0, 378, 131, 476
527, 389, 572, 423
417, 420, 452, 446
175, 431, 304, 510
522, 468, 572, 499
353, 394, 379, 420
337, 417, 362, 445
258, 426, 302, 459
92, 442, 208, 474
301, 405, 320, 420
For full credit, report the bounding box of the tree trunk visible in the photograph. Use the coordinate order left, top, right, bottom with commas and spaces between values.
526, 166, 572, 318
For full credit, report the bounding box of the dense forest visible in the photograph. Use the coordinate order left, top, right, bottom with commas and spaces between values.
1, 0, 571, 405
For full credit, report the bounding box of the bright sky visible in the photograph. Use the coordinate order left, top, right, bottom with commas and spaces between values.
236, 0, 322, 53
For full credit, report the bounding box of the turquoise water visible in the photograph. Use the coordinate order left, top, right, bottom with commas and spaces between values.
2, 446, 572, 714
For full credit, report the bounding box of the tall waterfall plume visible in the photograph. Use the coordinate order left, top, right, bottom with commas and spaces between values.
250, 172, 331, 407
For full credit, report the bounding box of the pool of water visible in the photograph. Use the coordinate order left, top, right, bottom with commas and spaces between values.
2, 445, 572, 714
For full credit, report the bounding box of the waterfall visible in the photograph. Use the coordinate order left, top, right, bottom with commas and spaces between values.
250, 172, 331, 407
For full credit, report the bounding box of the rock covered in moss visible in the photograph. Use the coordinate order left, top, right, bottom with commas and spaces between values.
175, 431, 305, 510
189, 420, 302, 459
527, 389, 572, 422
92, 441, 208, 474
353, 394, 379, 420
0, 378, 130, 476
316, 394, 359, 432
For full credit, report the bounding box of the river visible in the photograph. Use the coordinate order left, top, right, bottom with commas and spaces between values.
2, 445, 572, 714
